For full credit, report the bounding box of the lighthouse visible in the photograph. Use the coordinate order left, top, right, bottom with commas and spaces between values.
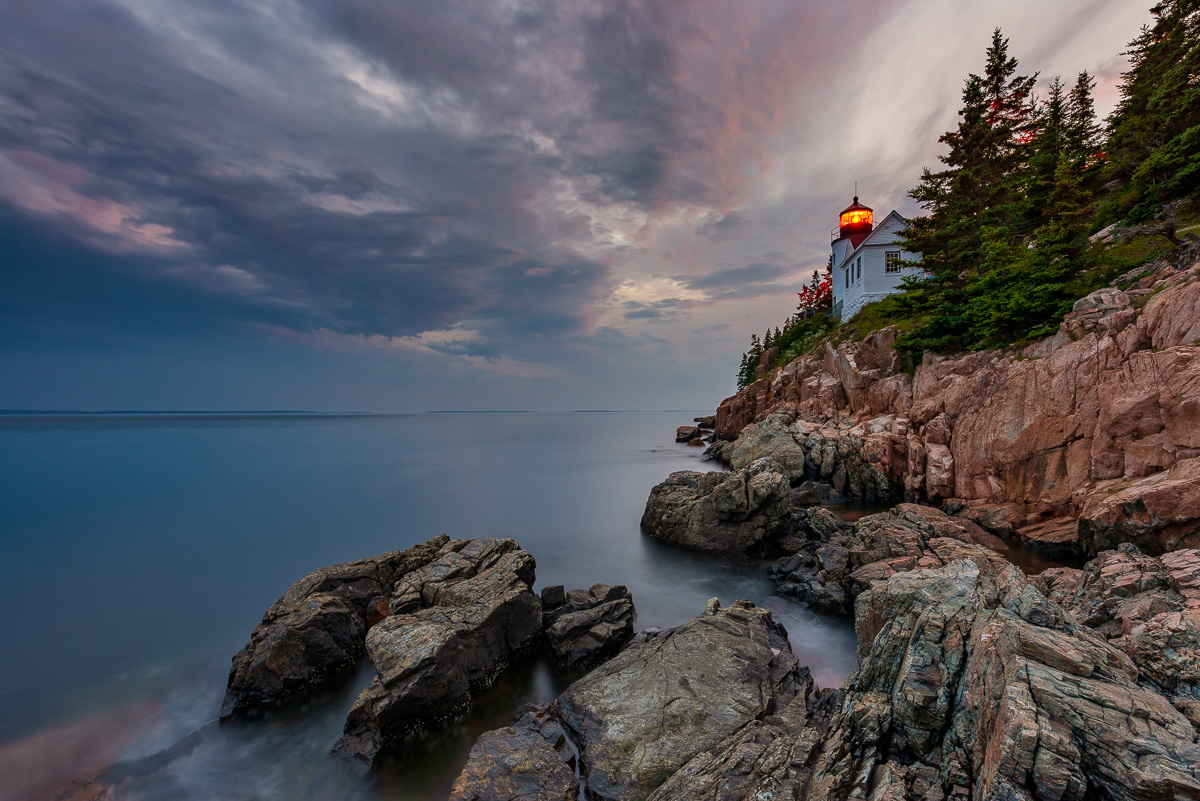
831, 196, 873, 278
828, 194, 921, 321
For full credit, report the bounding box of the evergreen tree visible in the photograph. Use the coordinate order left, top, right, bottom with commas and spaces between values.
1024, 76, 1069, 230
967, 158, 1092, 344
1104, 0, 1200, 220
736, 333, 763, 390
897, 29, 1038, 352
1065, 71, 1101, 167
736, 351, 751, 390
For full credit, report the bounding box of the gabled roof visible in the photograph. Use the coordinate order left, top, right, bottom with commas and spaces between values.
836, 210, 909, 268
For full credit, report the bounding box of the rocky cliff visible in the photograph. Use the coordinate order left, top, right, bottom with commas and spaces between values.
715, 257, 1200, 556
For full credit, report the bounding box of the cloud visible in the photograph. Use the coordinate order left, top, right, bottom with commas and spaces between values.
0, 0, 1154, 411
695, 209, 748, 240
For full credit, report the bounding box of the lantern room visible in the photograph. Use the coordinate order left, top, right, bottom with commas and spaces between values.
837, 196, 873, 246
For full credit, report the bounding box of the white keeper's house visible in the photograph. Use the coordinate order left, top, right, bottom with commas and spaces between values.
830, 196, 923, 320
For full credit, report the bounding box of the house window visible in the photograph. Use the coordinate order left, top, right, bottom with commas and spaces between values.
845, 266, 850, 288
885, 251, 902, 273
855, 258, 862, 281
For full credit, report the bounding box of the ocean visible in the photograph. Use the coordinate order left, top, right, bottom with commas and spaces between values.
0, 411, 858, 801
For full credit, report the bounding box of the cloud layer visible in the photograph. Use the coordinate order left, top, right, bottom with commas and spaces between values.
0, 0, 1152, 410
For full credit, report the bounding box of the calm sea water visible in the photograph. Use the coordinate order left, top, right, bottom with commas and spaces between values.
0, 412, 858, 801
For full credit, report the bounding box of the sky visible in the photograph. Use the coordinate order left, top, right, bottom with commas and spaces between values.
0, 0, 1153, 412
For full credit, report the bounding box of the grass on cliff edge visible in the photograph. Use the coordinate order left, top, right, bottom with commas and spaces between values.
778, 208, 1199, 368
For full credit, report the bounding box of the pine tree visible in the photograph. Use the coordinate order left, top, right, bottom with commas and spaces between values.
1024, 76, 1069, 231
897, 29, 1038, 353
736, 351, 751, 390
967, 157, 1092, 344
1104, 0, 1200, 221
1065, 71, 1100, 167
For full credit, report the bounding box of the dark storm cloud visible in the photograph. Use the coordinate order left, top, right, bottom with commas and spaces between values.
0, 0, 1154, 412
0, 0, 777, 358
621, 296, 695, 321
0, 0, 680, 350
672, 261, 796, 300
695, 210, 748, 240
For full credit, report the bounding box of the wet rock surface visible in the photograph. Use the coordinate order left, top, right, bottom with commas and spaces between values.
448, 704, 578, 801
640, 458, 791, 555
770, 503, 1012, 616
221, 534, 449, 718
541, 583, 636, 672
644, 667, 836, 801
333, 538, 541, 768
808, 559, 1200, 800
554, 599, 802, 801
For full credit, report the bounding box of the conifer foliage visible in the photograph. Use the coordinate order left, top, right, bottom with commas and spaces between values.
1104, 0, 1200, 222
895, 12, 1200, 353
895, 29, 1094, 351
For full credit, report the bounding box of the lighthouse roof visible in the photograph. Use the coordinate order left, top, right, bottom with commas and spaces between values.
839, 210, 910, 266
839, 196, 872, 216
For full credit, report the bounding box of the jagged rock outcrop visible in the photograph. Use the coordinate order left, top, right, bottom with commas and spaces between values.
640, 458, 791, 555
332, 538, 541, 769
553, 599, 802, 801
715, 258, 1200, 554
220, 534, 449, 719
770, 503, 1011, 615
645, 667, 836, 801
1030, 544, 1200, 727
809, 559, 1200, 800
1079, 457, 1200, 554
540, 583, 635, 671
448, 549, 1200, 800
726, 409, 902, 503
448, 705, 578, 801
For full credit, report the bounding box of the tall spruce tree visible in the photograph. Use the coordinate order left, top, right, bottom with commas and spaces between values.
1024, 76, 1069, 231
897, 29, 1038, 352
1066, 71, 1101, 167
1104, 0, 1200, 221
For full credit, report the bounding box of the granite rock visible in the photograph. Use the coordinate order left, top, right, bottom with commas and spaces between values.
640, 459, 791, 555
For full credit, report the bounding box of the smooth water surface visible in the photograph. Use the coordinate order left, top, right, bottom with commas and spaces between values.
0, 412, 859, 801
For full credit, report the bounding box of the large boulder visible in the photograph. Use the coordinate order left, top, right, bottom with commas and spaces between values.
220, 535, 448, 719
448, 705, 578, 801
333, 538, 541, 768
770, 503, 1011, 615
540, 583, 635, 672
808, 559, 1200, 800
645, 667, 836, 801
640, 459, 791, 555
728, 409, 902, 503
553, 599, 802, 801
728, 410, 810, 476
